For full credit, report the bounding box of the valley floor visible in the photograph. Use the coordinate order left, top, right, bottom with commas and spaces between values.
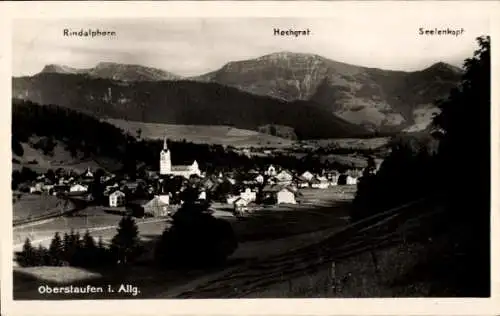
12, 187, 354, 300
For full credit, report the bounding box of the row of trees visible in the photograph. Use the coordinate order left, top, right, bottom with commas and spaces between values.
16, 216, 143, 268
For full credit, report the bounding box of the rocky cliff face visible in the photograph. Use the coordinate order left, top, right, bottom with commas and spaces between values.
21, 52, 462, 135
194, 52, 462, 132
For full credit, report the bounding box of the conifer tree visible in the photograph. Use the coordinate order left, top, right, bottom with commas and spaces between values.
62, 232, 71, 261
36, 244, 49, 266
18, 238, 35, 266
110, 216, 141, 265
81, 230, 97, 267
95, 236, 110, 266
48, 232, 64, 266
83, 230, 96, 249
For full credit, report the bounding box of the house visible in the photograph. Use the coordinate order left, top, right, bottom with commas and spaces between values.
42, 184, 55, 194
300, 171, 314, 182
70, 184, 88, 193
255, 174, 265, 184
337, 174, 358, 185
198, 190, 207, 200
226, 195, 239, 205
157, 194, 170, 205
53, 185, 70, 195
142, 195, 170, 217
159, 137, 201, 178
29, 182, 44, 194
109, 190, 126, 207
275, 170, 293, 184
265, 165, 277, 177
296, 177, 310, 188
314, 176, 330, 189
201, 178, 216, 191
347, 175, 358, 185
240, 188, 256, 202
277, 187, 297, 204
262, 185, 297, 205
233, 197, 250, 212
82, 168, 94, 179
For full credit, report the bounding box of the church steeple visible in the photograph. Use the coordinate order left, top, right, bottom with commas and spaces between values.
163, 136, 168, 151
160, 135, 171, 175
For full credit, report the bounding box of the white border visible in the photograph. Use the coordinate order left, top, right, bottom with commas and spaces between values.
1, 2, 499, 316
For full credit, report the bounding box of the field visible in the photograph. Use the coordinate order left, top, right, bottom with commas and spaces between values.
12, 139, 120, 174
300, 137, 390, 150
106, 119, 295, 148
13, 194, 76, 222
13, 186, 356, 299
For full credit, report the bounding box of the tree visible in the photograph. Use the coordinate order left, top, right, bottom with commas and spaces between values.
48, 232, 64, 266
433, 35, 490, 214
363, 156, 377, 177
110, 216, 142, 265
63, 230, 80, 264
431, 35, 490, 296
80, 230, 98, 267
17, 238, 35, 267
36, 244, 49, 266
83, 230, 96, 249
90, 169, 105, 205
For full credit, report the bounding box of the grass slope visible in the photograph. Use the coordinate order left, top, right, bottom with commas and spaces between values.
106, 119, 294, 148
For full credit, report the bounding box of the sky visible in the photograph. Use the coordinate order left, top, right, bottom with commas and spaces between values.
12, 17, 490, 77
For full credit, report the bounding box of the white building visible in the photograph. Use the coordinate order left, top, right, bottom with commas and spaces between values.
265, 165, 277, 177
160, 137, 201, 178
275, 170, 293, 184
277, 187, 297, 204
157, 194, 170, 205
70, 184, 88, 193
263, 185, 297, 205
83, 168, 94, 178
233, 197, 250, 210
109, 190, 126, 207
143, 196, 170, 217
198, 191, 207, 200
29, 183, 43, 194
346, 176, 358, 185
300, 171, 314, 181
255, 174, 264, 184
240, 188, 256, 202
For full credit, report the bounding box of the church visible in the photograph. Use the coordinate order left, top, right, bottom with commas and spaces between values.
159, 137, 201, 178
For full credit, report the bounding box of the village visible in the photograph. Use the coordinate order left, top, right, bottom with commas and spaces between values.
15, 137, 367, 222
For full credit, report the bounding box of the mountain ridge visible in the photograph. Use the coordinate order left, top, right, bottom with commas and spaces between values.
40, 62, 181, 82
189, 52, 462, 131
19, 52, 462, 134
12, 72, 370, 140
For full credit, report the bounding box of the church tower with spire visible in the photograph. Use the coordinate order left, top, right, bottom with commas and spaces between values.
159, 136, 171, 175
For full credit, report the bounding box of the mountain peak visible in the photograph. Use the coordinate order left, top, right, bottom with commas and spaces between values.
39, 62, 181, 82
426, 62, 463, 74
257, 51, 324, 61
40, 64, 84, 75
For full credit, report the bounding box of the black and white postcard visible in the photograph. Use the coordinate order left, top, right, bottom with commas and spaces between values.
1, 1, 499, 316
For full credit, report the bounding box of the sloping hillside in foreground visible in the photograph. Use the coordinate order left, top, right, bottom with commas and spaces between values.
172, 198, 478, 298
